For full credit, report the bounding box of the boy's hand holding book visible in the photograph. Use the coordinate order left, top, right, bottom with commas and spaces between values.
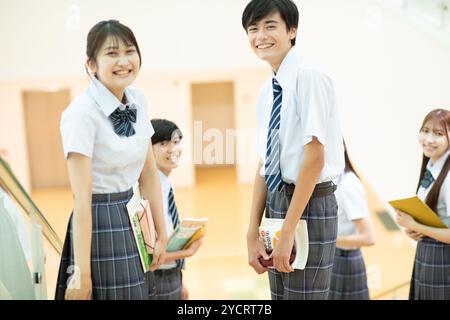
270, 230, 295, 273
247, 235, 269, 274
184, 236, 204, 258
257, 218, 308, 271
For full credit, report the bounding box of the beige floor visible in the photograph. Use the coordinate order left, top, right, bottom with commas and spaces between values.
31, 167, 416, 300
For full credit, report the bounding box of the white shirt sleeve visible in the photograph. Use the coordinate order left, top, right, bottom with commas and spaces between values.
339, 172, 371, 221
60, 107, 96, 159
297, 68, 336, 147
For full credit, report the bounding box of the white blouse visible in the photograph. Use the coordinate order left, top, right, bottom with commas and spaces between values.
60, 77, 154, 194
335, 171, 371, 250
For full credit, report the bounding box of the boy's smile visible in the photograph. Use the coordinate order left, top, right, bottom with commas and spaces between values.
153, 134, 183, 176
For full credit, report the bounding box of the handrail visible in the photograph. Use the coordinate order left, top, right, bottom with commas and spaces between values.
372, 280, 410, 300
0, 156, 62, 255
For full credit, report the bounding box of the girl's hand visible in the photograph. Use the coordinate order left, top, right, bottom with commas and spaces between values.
150, 238, 167, 271
405, 228, 424, 241
396, 209, 416, 230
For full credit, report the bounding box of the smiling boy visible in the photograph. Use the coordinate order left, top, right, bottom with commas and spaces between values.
149, 119, 204, 300
242, 0, 345, 300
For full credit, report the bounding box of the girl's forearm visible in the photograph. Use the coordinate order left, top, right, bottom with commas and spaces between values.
412, 222, 450, 244
72, 198, 92, 279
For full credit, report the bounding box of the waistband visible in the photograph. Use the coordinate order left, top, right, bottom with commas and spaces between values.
281, 181, 337, 198
92, 188, 133, 204
335, 248, 362, 257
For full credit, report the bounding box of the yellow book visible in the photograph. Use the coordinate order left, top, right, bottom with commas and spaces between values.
167, 217, 209, 252
183, 225, 206, 249
389, 196, 447, 228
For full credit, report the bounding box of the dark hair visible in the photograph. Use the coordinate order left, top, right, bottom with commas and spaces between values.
150, 119, 183, 145
416, 108, 450, 212
86, 20, 142, 73
343, 140, 360, 179
242, 0, 299, 46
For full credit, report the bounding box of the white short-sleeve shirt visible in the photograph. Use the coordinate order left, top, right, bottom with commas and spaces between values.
158, 170, 175, 237
157, 170, 178, 269
60, 77, 154, 194
417, 150, 450, 227
256, 48, 344, 183
335, 171, 371, 250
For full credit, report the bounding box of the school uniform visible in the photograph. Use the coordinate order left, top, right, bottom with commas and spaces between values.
147, 170, 183, 300
410, 149, 450, 300
55, 77, 155, 300
256, 47, 345, 300
329, 171, 370, 300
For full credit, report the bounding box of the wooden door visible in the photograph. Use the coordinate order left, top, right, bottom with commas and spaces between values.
23, 89, 70, 189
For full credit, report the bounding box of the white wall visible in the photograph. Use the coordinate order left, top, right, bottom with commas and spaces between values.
1, 0, 450, 203
295, 0, 450, 200
0, 0, 260, 79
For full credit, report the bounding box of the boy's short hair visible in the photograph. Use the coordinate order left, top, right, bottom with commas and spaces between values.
242, 0, 299, 46
150, 119, 183, 145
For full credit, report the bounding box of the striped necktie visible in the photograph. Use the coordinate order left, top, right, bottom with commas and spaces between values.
420, 169, 435, 188
264, 78, 283, 192
168, 187, 184, 269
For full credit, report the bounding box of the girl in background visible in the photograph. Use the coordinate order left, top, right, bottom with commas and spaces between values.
329, 142, 375, 300
396, 108, 450, 300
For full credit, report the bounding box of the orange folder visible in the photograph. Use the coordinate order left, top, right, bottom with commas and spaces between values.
389, 196, 447, 228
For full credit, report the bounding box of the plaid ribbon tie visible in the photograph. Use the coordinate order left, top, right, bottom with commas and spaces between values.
109, 106, 137, 137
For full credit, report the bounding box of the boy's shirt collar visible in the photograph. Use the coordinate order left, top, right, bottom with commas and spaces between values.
272, 47, 301, 91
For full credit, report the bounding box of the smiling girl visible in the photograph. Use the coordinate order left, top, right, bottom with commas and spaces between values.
55, 20, 167, 300
396, 108, 450, 300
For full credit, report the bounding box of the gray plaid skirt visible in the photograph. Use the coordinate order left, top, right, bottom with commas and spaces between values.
409, 237, 450, 300
55, 188, 151, 300
150, 268, 182, 300
328, 248, 369, 300
267, 181, 338, 300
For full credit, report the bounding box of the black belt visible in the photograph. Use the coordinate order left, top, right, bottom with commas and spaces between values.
154, 268, 182, 276
282, 181, 336, 198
